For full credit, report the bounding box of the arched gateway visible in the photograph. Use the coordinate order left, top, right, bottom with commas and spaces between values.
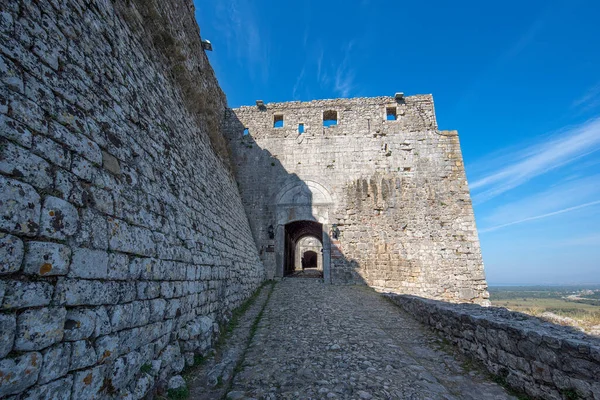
274, 180, 333, 282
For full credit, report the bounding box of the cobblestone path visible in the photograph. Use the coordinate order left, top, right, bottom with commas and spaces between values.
226, 279, 515, 400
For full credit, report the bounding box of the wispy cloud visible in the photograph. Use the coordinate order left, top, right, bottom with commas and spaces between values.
572, 81, 600, 113
333, 42, 356, 97
214, 0, 270, 82
478, 173, 600, 233
480, 200, 600, 233
470, 118, 600, 203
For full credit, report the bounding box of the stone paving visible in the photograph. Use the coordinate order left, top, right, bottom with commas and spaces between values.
226, 279, 515, 400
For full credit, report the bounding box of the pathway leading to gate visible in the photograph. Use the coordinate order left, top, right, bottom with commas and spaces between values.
189, 279, 516, 399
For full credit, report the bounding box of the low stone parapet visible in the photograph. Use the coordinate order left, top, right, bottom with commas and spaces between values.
387, 294, 600, 399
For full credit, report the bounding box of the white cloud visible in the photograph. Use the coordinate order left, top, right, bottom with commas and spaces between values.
470, 118, 600, 203
480, 199, 600, 233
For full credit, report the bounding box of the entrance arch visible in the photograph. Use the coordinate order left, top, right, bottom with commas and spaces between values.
283, 220, 322, 276
274, 179, 333, 282
303, 251, 318, 269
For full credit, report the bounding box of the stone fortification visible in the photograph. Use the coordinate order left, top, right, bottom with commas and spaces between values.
0, 0, 263, 398
389, 295, 600, 399
225, 96, 489, 304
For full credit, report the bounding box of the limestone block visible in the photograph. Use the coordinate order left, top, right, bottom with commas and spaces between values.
64, 308, 96, 341
108, 217, 156, 256
94, 306, 112, 337
32, 134, 70, 168
40, 196, 79, 239
71, 365, 106, 400
69, 247, 108, 279
0, 114, 33, 148
168, 375, 186, 390
70, 339, 97, 370
38, 342, 71, 384
107, 252, 130, 280
131, 373, 153, 400
95, 334, 119, 364
75, 208, 108, 250
15, 307, 66, 351
149, 298, 167, 322
22, 375, 73, 400
0, 175, 41, 236
102, 150, 121, 175
0, 312, 16, 357
110, 351, 143, 390
137, 281, 160, 300
23, 241, 71, 276
71, 155, 96, 182
0, 233, 24, 274
54, 278, 119, 306
0, 352, 41, 397
2, 280, 53, 309
48, 121, 102, 165
0, 139, 53, 190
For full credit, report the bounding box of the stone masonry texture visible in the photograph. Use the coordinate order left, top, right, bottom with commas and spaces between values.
225, 96, 489, 304
0, 0, 263, 397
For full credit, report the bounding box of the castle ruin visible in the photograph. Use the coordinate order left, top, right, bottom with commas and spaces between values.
1, 0, 598, 399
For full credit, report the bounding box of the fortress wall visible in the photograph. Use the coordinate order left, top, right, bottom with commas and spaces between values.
389, 294, 600, 399
0, 0, 263, 398
225, 96, 488, 304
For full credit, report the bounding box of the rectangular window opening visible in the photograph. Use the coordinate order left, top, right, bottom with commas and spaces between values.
243, 128, 249, 136
323, 110, 338, 127
298, 123, 305, 134
273, 114, 284, 128
386, 107, 397, 121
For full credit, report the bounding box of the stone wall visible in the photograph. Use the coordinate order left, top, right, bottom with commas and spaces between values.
0, 0, 263, 398
224, 96, 488, 304
388, 295, 600, 399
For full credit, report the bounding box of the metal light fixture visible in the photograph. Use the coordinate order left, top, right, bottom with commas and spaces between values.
394, 92, 404, 101
256, 100, 264, 108
331, 224, 340, 240
201, 39, 213, 51
267, 225, 274, 239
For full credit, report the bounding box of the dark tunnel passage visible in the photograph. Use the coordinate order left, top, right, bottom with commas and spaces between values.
283, 220, 323, 276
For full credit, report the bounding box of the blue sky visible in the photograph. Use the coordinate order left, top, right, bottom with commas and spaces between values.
195, 0, 600, 285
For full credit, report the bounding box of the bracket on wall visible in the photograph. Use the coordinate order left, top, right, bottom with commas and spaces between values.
201, 39, 213, 51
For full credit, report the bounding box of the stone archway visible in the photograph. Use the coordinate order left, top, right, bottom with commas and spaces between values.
274, 179, 333, 282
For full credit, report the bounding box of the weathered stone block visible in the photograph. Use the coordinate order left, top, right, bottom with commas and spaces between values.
0, 175, 41, 236
38, 342, 71, 384
75, 208, 108, 250
93, 306, 111, 337
48, 121, 102, 165
40, 196, 79, 239
64, 308, 96, 341
102, 150, 121, 175
70, 339, 97, 370
137, 281, 160, 300
69, 247, 108, 279
107, 252, 130, 280
110, 351, 143, 390
32, 134, 71, 168
95, 334, 119, 364
0, 352, 41, 397
0, 233, 23, 274
0, 312, 16, 357
15, 307, 66, 351
22, 375, 73, 400
0, 114, 33, 148
2, 280, 53, 309
54, 278, 119, 306
23, 241, 71, 276
0, 138, 53, 190
71, 365, 106, 400
108, 217, 156, 256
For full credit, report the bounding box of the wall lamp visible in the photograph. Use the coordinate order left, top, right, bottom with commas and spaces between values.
267, 225, 274, 239
331, 224, 340, 240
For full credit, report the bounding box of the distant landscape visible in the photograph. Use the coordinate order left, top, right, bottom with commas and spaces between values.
489, 285, 600, 335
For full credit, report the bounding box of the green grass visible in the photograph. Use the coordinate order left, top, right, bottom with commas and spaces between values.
167, 387, 189, 400
140, 363, 152, 374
